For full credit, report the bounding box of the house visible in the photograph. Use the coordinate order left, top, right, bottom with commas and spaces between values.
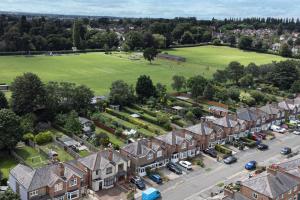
78, 117, 94, 136
259, 104, 285, 126
154, 130, 198, 164
120, 139, 168, 177
9, 162, 88, 200
77, 149, 129, 191
208, 106, 230, 117
272, 43, 281, 52
184, 122, 217, 149
278, 100, 298, 120
236, 108, 269, 133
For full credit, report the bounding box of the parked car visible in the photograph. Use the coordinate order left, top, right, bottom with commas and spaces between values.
245, 161, 257, 170
281, 147, 292, 155
271, 125, 286, 133
223, 156, 237, 164
293, 130, 300, 135
179, 160, 192, 170
142, 187, 161, 200
130, 176, 146, 190
166, 162, 182, 174
148, 174, 163, 184
257, 143, 268, 150
290, 120, 300, 125
203, 148, 217, 158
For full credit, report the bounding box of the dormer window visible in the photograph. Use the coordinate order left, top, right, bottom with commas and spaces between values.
106, 167, 112, 175
69, 178, 77, 187
157, 150, 162, 158
147, 153, 153, 160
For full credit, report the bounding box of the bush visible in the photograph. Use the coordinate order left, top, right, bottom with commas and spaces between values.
35, 131, 53, 145
215, 145, 232, 155
22, 133, 35, 143
240, 137, 256, 148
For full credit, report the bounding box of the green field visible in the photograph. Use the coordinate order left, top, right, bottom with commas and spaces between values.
0, 46, 286, 94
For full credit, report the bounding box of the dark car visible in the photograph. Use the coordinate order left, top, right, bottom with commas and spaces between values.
245, 161, 257, 170
148, 174, 163, 184
281, 147, 292, 155
203, 148, 217, 158
166, 162, 182, 175
223, 156, 237, 164
130, 176, 146, 190
257, 143, 268, 150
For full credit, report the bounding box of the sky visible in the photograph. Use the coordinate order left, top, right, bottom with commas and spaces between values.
0, 0, 300, 19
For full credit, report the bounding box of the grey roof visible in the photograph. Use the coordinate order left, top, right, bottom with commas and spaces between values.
213, 115, 238, 128
209, 106, 229, 113
78, 150, 126, 171
121, 139, 153, 158
259, 104, 280, 115
277, 158, 300, 171
278, 100, 296, 111
223, 192, 251, 200
237, 108, 258, 121
242, 171, 298, 198
185, 123, 214, 136
156, 131, 191, 146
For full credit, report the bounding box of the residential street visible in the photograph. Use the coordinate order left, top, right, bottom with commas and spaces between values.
158, 133, 300, 200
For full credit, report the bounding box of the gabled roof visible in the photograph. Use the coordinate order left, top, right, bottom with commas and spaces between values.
213, 115, 238, 128
121, 139, 153, 158
185, 123, 214, 136
242, 171, 298, 199
155, 131, 192, 146
278, 100, 296, 111
259, 104, 281, 115
237, 108, 258, 121
78, 150, 126, 171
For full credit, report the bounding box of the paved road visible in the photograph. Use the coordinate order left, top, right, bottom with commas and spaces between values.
159, 133, 300, 200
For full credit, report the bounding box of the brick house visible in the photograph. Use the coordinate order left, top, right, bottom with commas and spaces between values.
259, 104, 285, 126
77, 149, 129, 191
236, 108, 269, 133
9, 163, 88, 200
278, 100, 299, 120
120, 139, 168, 177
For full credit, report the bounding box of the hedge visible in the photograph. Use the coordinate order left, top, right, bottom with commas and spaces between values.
240, 137, 257, 148
132, 105, 157, 117
35, 131, 53, 145
215, 144, 232, 155
0, 49, 105, 56
124, 107, 158, 125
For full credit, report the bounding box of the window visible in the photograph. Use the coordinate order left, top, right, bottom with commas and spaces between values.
67, 190, 79, 200
104, 176, 115, 187
95, 170, 99, 175
252, 192, 258, 199
147, 153, 153, 160
294, 195, 297, 200
157, 150, 162, 158
29, 190, 38, 197
289, 189, 292, 194
55, 196, 64, 200
118, 163, 124, 171
210, 134, 215, 140
69, 178, 77, 187
55, 182, 63, 192
106, 167, 112, 175
181, 143, 187, 149
294, 186, 298, 192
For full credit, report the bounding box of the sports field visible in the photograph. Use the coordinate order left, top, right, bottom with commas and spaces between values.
0, 46, 286, 94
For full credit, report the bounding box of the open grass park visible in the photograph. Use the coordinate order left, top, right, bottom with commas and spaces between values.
0, 46, 285, 95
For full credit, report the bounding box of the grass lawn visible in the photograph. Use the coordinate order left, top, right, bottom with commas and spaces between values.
0, 46, 285, 94
40, 143, 74, 162
15, 145, 48, 168
0, 154, 18, 179
79, 150, 91, 157
95, 127, 125, 147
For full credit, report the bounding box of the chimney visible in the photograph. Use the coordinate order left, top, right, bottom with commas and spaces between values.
108, 148, 113, 162
267, 165, 278, 176
56, 162, 65, 177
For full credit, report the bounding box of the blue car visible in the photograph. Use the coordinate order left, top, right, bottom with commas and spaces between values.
148, 174, 163, 184
245, 161, 257, 170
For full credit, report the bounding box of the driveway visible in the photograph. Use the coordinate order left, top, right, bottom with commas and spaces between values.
91, 185, 128, 200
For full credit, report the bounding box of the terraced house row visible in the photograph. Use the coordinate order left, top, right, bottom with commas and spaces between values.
121, 97, 300, 177
8, 149, 130, 200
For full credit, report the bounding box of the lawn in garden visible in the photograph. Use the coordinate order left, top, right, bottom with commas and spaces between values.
0, 46, 285, 94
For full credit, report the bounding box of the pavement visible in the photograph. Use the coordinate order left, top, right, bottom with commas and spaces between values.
156, 132, 300, 200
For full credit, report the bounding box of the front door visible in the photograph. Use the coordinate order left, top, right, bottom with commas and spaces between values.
99, 182, 102, 191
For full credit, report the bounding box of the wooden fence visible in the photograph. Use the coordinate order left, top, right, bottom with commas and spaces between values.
53, 137, 81, 159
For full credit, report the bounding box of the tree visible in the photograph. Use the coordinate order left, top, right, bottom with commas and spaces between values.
124, 31, 144, 50
185, 110, 195, 122
213, 70, 227, 83
0, 189, 20, 200
245, 63, 259, 77
109, 80, 135, 106
180, 31, 194, 44
279, 43, 292, 57
155, 83, 168, 104
0, 109, 23, 150
228, 35, 236, 47
143, 47, 158, 64
11, 73, 46, 115
187, 75, 207, 98
171, 75, 186, 92
212, 39, 221, 46
72, 20, 86, 49
72, 85, 94, 115
96, 132, 110, 147
238, 36, 253, 50
0, 91, 8, 109
291, 80, 300, 93
136, 75, 156, 100
227, 87, 240, 102
143, 32, 155, 48
239, 92, 255, 106
226, 61, 244, 85
64, 111, 82, 135
270, 60, 299, 90
203, 83, 215, 100
153, 34, 166, 49
239, 74, 254, 88
20, 113, 37, 134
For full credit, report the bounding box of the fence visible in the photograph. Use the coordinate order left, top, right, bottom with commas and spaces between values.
93, 120, 115, 134
72, 134, 100, 152
53, 137, 81, 159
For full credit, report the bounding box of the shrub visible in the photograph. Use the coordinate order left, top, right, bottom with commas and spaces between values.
35, 131, 53, 145
22, 133, 35, 143
215, 144, 232, 155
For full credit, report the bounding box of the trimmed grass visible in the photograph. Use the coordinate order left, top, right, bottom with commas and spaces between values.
79, 150, 90, 157
0, 46, 285, 94
0, 154, 18, 179
95, 127, 125, 147
15, 146, 48, 168
40, 143, 74, 162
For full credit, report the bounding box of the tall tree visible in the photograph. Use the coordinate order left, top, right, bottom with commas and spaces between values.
0, 91, 8, 109
64, 110, 82, 135
109, 80, 135, 106
172, 75, 186, 92
226, 61, 245, 85
279, 43, 292, 57
136, 75, 156, 100
0, 109, 23, 150
238, 36, 253, 50
11, 73, 46, 115
143, 47, 158, 63
187, 75, 207, 98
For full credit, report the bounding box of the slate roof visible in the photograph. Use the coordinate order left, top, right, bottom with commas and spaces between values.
155, 131, 192, 146
185, 123, 214, 136
223, 192, 251, 200
78, 149, 126, 171
237, 108, 258, 121
121, 139, 153, 158
277, 158, 300, 171
213, 115, 238, 128
259, 104, 280, 115
242, 171, 298, 199
10, 163, 83, 191
278, 100, 296, 111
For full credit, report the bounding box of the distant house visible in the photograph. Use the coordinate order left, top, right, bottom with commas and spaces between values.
0, 84, 9, 91
78, 117, 94, 136
272, 43, 281, 52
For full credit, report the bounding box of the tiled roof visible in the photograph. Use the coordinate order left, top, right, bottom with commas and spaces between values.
121, 139, 153, 158
237, 108, 258, 121
242, 171, 298, 198
185, 123, 214, 136
213, 115, 238, 128
259, 104, 280, 115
